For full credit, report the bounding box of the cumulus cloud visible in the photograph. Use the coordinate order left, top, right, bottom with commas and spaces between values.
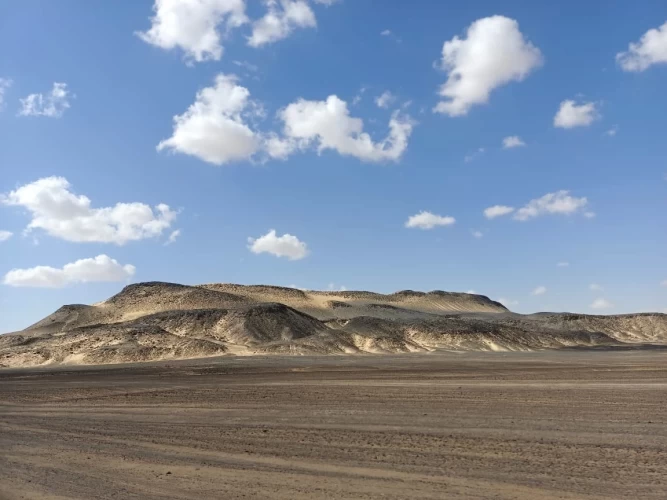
616, 21, 667, 72
553, 100, 599, 129
1, 177, 177, 245
380, 29, 392, 36
514, 190, 588, 221
3, 255, 135, 288
590, 283, 603, 291
273, 95, 414, 162
483, 205, 515, 219
0, 230, 13, 242
248, 229, 308, 260
375, 91, 396, 109
158, 74, 262, 165
434, 15, 542, 117
137, 0, 248, 63
405, 211, 455, 230
590, 298, 613, 310
557, 261, 569, 267
531, 285, 547, 296
19, 83, 72, 118
502, 135, 526, 148
248, 0, 317, 47
0, 78, 12, 109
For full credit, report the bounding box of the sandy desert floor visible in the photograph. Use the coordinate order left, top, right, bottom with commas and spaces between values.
1, 351, 667, 499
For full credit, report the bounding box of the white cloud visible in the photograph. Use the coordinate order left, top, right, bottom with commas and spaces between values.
584, 211, 596, 219
502, 135, 525, 148
381, 29, 392, 36
137, 0, 248, 63
464, 147, 485, 163
531, 285, 547, 296
617, 21, 667, 72
605, 125, 619, 137
327, 283, 347, 291
248, 0, 318, 47
405, 211, 455, 230
19, 83, 72, 118
471, 230, 483, 239
3, 255, 135, 288
557, 261, 569, 267
590, 283, 604, 291
434, 15, 542, 117
165, 229, 181, 245
158, 74, 262, 165
375, 91, 396, 109
1, 177, 177, 245
274, 95, 414, 162
483, 205, 514, 219
248, 229, 308, 260
553, 100, 599, 129
590, 298, 613, 310
466, 290, 476, 294
514, 190, 588, 221
497, 297, 519, 307
0, 78, 12, 109
0, 230, 13, 242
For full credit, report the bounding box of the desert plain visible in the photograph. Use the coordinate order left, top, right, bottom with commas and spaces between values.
2, 350, 667, 499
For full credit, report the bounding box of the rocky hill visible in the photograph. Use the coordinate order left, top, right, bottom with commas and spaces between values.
1, 282, 665, 368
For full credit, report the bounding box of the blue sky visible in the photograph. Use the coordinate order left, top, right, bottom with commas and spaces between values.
1, 0, 666, 333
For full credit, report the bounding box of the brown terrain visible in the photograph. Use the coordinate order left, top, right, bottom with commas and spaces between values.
2, 282, 667, 499
1, 281, 666, 368
1, 351, 667, 499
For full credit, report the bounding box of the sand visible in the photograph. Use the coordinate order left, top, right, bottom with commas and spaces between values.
2, 350, 667, 499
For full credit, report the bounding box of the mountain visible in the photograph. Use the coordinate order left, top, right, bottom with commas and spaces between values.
1, 281, 665, 368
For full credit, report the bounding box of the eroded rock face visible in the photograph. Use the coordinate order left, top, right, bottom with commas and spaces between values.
1, 282, 666, 368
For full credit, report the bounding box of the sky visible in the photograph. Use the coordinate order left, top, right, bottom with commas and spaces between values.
1, 0, 666, 333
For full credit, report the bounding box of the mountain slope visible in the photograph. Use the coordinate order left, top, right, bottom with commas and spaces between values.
1, 282, 665, 368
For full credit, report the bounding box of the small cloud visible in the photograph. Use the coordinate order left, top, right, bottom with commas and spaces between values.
405, 211, 456, 230
375, 91, 396, 109
466, 289, 476, 294
233, 60, 259, 73
605, 125, 619, 136
589, 283, 604, 291
471, 230, 483, 239
484, 205, 515, 219
248, 229, 309, 260
584, 211, 596, 219
502, 136, 526, 148
557, 261, 569, 267
3, 255, 135, 288
498, 297, 519, 307
327, 283, 347, 292
616, 21, 667, 72
531, 285, 547, 296
554, 99, 599, 129
165, 229, 181, 245
514, 190, 588, 221
0, 78, 12, 109
590, 298, 613, 310
464, 147, 485, 163
19, 82, 73, 118
381, 29, 392, 36
0, 230, 13, 242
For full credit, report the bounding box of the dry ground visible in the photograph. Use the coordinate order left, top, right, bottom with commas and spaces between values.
1, 351, 667, 499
